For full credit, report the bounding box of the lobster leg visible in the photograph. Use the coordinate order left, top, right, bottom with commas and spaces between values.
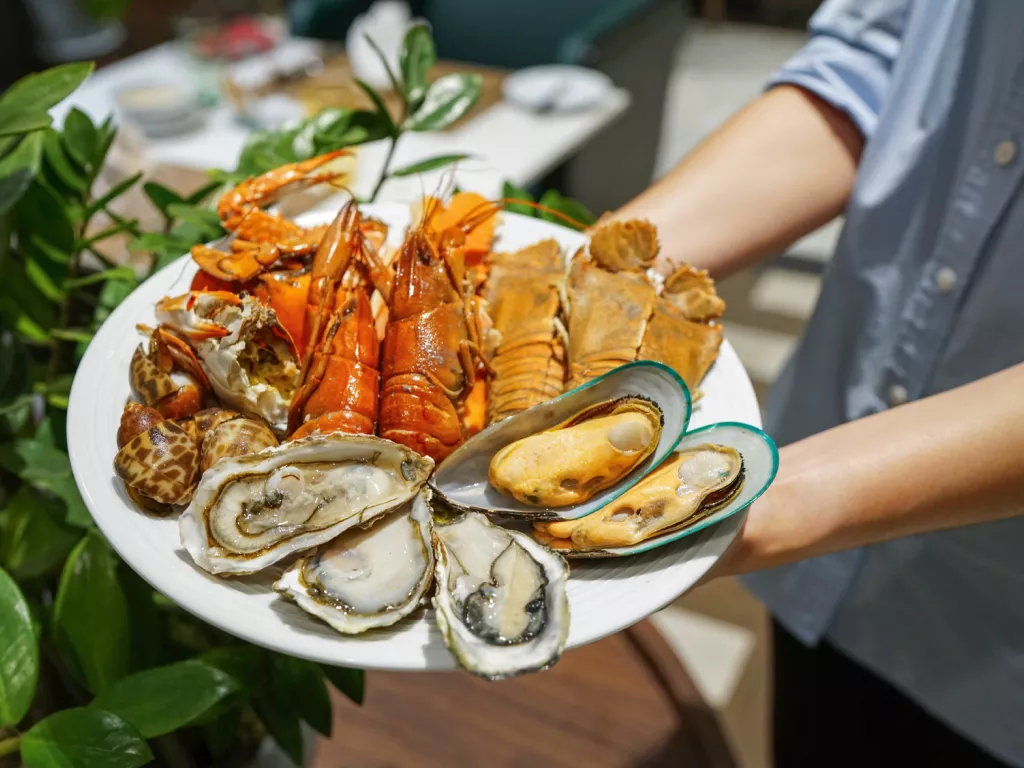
191, 242, 282, 283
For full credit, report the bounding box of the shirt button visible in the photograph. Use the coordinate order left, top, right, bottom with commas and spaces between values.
934, 266, 958, 294
995, 139, 1017, 166
887, 384, 909, 407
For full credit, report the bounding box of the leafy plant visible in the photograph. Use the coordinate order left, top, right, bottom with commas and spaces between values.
125, 24, 486, 273
500, 181, 597, 231
0, 25, 594, 768
0, 65, 361, 768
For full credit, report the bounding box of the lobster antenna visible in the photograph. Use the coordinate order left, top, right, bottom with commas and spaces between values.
455, 197, 592, 233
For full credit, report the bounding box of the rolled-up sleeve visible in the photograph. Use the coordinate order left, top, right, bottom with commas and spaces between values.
768, 0, 910, 138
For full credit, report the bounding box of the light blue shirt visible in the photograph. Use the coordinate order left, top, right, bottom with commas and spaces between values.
741, 1, 1024, 764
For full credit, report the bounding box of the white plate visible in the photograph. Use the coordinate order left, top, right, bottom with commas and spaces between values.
68, 204, 762, 672
502, 65, 616, 113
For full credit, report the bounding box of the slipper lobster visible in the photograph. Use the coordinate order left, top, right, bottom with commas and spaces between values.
565, 219, 725, 394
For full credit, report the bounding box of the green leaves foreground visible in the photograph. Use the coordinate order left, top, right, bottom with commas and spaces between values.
20, 709, 152, 768
1, 556, 364, 766
0, 567, 38, 727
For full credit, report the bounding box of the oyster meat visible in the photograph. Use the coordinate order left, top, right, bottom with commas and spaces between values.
534, 443, 744, 552
432, 507, 569, 680
274, 490, 434, 634
180, 433, 433, 575
488, 396, 663, 507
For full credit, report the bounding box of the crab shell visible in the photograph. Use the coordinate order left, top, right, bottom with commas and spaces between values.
488, 396, 663, 507
155, 292, 300, 435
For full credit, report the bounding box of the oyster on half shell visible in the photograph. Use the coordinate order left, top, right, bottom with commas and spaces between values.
274, 490, 434, 634
180, 433, 433, 575
432, 505, 570, 680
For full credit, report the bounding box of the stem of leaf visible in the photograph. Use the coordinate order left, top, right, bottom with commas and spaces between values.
46, 242, 83, 382
0, 735, 22, 757
152, 732, 194, 768
369, 134, 401, 203
86, 246, 119, 270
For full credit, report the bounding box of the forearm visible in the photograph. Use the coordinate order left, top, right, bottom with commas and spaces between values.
721, 363, 1024, 576
611, 85, 864, 278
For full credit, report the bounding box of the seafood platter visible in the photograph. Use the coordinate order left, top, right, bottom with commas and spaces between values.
67, 153, 778, 678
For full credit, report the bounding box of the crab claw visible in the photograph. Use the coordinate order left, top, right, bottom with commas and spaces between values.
217, 149, 352, 229
191, 242, 282, 283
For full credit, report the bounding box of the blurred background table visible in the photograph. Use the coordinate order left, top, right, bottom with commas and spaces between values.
312, 620, 737, 768
51, 37, 631, 206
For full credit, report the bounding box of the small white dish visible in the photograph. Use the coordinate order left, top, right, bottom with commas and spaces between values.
116, 82, 202, 138
502, 65, 616, 113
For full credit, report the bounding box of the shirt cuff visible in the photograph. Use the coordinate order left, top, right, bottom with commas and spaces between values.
766, 35, 893, 139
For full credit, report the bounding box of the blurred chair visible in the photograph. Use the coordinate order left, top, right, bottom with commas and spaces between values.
286, 0, 688, 213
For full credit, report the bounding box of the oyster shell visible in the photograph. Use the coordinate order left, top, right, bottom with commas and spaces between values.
488, 396, 663, 507
431, 361, 691, 521
432, 506, 569, 680
274, 490, 434, 634
534, 444, 744, 552
180, 433, 433, 575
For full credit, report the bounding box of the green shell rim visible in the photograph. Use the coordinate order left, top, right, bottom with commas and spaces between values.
563, 420, 780, 558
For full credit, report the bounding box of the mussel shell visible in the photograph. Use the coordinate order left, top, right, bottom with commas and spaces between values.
274, 490, 434, 634
179, 433, 433, 575
431, 361, 691, 521
542, 422, 778, 558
